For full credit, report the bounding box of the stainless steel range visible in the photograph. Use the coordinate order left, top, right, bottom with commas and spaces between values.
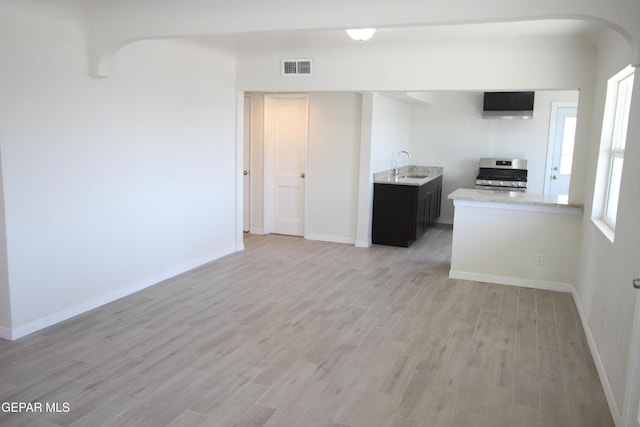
475, 158, 528, 191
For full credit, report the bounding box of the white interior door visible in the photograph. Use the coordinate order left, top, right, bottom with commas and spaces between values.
264, 95, 308, 237
545, 103, 577, 197
243, 96, 251, 233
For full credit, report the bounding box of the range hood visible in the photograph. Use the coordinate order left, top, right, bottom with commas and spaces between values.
483, 91, 535, 119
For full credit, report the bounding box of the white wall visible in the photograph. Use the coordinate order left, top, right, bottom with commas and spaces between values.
574, 26, 640, 417
306, 93, 362, 243
354, 93, 413, 246
237, 35, 595, 93
247, 92, 410, 246
246, 92, 362, 243
355, 93, 375, 247
245, 92, 411, 246
0, 6, 239, 337
235, 25, 635, 418
450, 201, 582, 287
236, 32, 597, 234
408, 90, 579, 223
371, 94, 412, 173
0, 156, 10, 334
1, 8, 638, 424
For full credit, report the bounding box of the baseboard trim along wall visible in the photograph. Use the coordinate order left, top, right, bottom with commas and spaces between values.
305, 233, 356, 245
355, 239, 372, 248
6, 245, 238, 341
449, 269, 621, 426
1, 246, 621, 426
448, 270, 574, 293
571, 288, 623, 427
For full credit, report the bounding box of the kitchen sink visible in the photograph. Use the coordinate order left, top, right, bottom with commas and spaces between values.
399, 174, 429, 179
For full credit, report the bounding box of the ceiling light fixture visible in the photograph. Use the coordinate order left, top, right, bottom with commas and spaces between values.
346, 28, 376, 41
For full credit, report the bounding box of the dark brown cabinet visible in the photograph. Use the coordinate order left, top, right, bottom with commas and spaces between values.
372, 175, 442, 247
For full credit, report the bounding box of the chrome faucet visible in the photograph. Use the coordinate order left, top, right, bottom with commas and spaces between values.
394, 150, 411, 176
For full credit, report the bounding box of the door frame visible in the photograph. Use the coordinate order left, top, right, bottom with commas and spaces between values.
263, 93, 309, 236
544, 101, 578, 196
243, 95, 252, 233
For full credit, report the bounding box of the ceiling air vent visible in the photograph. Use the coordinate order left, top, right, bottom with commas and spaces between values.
282, 59, 312, 76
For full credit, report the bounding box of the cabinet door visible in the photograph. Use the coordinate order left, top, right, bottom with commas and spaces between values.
434, 184, 441, 219
424, 190, 433, 225
372, 184, 419, 247
416, 193, 427, 237
430, 190, 440, 225
427, 177, 442, 224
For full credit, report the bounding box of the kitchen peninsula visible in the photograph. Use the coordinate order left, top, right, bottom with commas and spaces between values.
448, 188, 583, 291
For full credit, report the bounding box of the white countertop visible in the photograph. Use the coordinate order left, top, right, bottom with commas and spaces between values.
373, 165, 443, 186
448, 188, 584, 210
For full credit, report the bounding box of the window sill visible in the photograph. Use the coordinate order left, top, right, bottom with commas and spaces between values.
592, 217, 615, 243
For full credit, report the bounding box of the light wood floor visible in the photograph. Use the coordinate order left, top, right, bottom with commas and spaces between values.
0, 227, 614, 427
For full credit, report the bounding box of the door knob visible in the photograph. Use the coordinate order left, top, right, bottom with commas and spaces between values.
552, 175, 558, 180
243, 170, 249, 176
300, 172, 305, 178
553, 166, 558, 171
633, 278, 640, 289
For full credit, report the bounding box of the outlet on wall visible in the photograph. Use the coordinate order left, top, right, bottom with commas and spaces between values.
536, 253, 544, 265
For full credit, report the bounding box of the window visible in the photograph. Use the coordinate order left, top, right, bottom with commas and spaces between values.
593, 65, 635, 239
559, 116, 576, 175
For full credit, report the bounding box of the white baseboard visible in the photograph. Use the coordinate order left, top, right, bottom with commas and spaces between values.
250, 227, 265, 235
448, 269, 620, 426
570, 288, 623, 427
436, 218, 454, 226
448, 270, 574, 293
7, 246, 238, 341
305, 233, 356, 245
355, 239, 371, 248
